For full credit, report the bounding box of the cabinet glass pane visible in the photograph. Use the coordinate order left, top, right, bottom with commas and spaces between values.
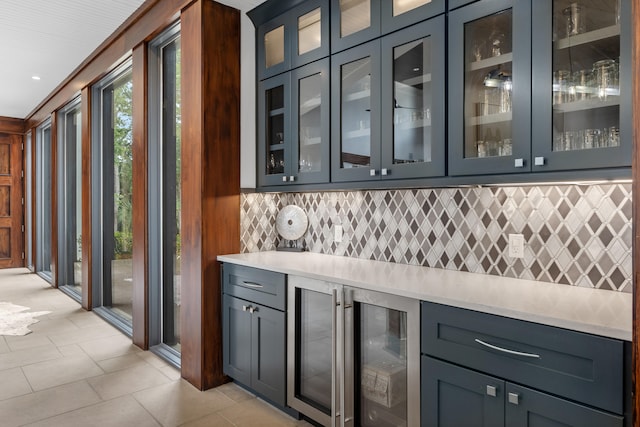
340, 57, 371, 168
266, 85, 285, 175
299, 8, 322, 55
265, 26, 285, 69
464, 10, 513, 159
297, 289, 332, 414
551, 0, 620, 152
359, 303, 408, 426
393, 0, 431, 16
298, 73, 323, 173
340, 0, 371, 38
393, 37, 432, 165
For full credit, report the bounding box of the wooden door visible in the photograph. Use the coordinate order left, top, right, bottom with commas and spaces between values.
0, 133, 23, 268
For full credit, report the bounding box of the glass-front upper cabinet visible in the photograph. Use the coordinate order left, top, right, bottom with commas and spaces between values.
448, 0, 532, 176
331, 0, 445, 53
258, 73, 290, 186
257, 0, 330, 80
531, 0, 630, 171
381, 0, 445, 34
331, 40, 381, 182
331, 0, 381, 53
332, 18, 445, 183
258, 59, 330, 187
380, 17, 445, 179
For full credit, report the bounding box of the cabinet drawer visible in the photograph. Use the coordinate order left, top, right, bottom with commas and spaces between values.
223, 264, 286, 311
421, 301, 624, 414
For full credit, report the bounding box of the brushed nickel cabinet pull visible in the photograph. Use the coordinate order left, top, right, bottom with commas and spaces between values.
475, 339, 541, 359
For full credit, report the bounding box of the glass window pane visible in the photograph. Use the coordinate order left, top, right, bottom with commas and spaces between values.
298, 8, 322, 55
298, 73, 322, 173
59, 103, 82, 298
161, 36, 182, 352
265, 26, 285, 68
107, 71, 134, 322
393, 0, 431, 16
340, 0, 371, 38
393, 37, 432, 164
340, 57, 371, 168
36, 124, 52, 278
464, 10, 513, 159
551, 0, 620, 152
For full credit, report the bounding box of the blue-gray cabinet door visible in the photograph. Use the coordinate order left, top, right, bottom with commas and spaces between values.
257, 15, 291, 80
506, 383, 623, 427
422, 356, 505, 427
331, 39, 382, 182
380, 0, 445, 35
530, 0, 631, 172
380, 16, 446, 180
258, 73, 291, 187
331, 0, 381, 53
290, 0, 330, 69
290, 59, 331, 185
222, 295, 252, 387
448, 0, 532, 176
251, 302, 286, 406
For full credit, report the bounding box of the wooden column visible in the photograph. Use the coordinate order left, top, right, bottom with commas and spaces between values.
632, 0, 640, 424
132, 43, 149, 349
180, 0, 240, 390
81, 87, 93, 310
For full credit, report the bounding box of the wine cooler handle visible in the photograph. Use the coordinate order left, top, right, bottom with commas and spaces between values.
342, 288, 354, 427
331, 289, 339, 427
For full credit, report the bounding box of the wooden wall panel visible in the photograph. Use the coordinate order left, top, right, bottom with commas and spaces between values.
0, 117, 24, 135
180, 0, 240, 390
81, 88, 92, 310
132, 43, 149, 349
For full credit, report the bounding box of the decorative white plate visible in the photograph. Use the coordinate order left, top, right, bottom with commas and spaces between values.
276, 205, 308, 241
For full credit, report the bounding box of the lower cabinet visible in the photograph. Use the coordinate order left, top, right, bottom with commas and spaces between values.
222, 294, 286, 406
422, 356, 623, 427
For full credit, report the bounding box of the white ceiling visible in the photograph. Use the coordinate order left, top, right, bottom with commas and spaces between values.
0, 0, 265, 120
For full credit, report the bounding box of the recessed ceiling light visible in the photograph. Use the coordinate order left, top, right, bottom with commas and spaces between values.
31, 76, 41, 81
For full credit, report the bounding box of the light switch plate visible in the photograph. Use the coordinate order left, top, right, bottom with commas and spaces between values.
508, 234, 525, 258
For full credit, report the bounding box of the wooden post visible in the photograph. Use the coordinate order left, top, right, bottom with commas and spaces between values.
180, 0, 240, 390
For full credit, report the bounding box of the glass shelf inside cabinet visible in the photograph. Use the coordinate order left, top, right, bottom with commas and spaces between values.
393, 36, 433, 164
340, 56, 372, 169
551, 0, 621, 153
463, 9, 513, 159
266, 85, 286, 175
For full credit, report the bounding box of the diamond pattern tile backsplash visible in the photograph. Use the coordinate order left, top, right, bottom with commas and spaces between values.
240, 184, 632, 292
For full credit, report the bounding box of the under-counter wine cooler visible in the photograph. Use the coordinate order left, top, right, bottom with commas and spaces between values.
287, 275, 420, 426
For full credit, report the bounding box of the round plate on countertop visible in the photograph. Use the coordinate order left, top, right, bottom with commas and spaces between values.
276, 205, 308, 241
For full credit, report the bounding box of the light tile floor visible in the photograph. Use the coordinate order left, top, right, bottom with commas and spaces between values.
0, 268, 312, 426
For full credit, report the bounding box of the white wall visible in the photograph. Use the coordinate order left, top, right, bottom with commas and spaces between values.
240, 12, 256, 189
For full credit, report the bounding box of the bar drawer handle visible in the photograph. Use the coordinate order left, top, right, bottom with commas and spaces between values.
474, 339, 541, 359
249, 306, 258, 314
242, 281, 264, 288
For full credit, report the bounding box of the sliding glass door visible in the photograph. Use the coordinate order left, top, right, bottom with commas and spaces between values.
149, 24, 182, 364
35, 120, 52, 281
57, 98, 83, 300
92, 60, 134, 333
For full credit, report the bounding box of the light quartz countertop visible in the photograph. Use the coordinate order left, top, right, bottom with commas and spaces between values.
217, 251, 632, 341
